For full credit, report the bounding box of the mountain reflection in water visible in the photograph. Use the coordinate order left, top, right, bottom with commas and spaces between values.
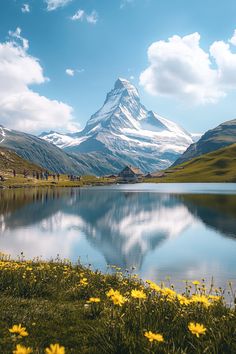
0, 186, 236, 285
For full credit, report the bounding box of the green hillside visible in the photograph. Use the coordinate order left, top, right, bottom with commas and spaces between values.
0, 147, 115, 188
148, 143, 236, 183
0, 147, 44, 177
173, 118, 236, 166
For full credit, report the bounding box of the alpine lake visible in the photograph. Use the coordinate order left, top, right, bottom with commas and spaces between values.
1, 183, 236, 290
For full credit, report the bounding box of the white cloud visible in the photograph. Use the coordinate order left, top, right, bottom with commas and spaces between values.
66, 68, 84, 76
0, 28, 78, 133
140, 31, 236, 105
70, 9, 98, 24
45, 0, 72, 11
21, 4, 30, 13
210, 40, 236, 89
9, 27, 29, 50
86, 11, 98, 24
229, 30, 236, 46
65, 68, 74, 76
71, 9, 84, 21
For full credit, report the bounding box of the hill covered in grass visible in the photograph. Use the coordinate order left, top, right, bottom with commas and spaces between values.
173, 119, 236, 166
0, 147, 114, 188
0, 147, 44, 177
149, 143, 236, 183
0, 255, 235, 353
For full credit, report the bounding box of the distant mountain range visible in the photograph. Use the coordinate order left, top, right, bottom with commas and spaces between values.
40, 78, 194, 172
1, 79, 236, 177
0, 125, 126, 175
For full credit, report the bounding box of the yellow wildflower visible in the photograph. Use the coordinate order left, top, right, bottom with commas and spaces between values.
106, 288, 127, 305
79, 278, 88, 286
26, 267, 33, 271
106, 288, 120, 298
208, 295, 221, 302
177, 294, 191, 306
132, 274, 138, 279
131, 289, 147, 299
87, 297, 101, 303
45, 343, 65, 354
13, 344, 32, 354
161, 287, 176, 297
146, 280, 161, 292
9, 324, 28, 337
192, 280, 200, 285
144, 331, 164, 342
188, 322, 207, 338
110, 293, 127, 306
191, 295, 211, 307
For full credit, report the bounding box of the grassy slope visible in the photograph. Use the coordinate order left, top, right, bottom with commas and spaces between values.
0, 147, 114, 188
0, 147, 44, 175
148, 143, 236, 183
0, 257, 235, 354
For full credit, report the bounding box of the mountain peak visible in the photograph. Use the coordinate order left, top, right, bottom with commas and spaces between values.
115, 77, 132, 89
114, 77, 139, 97
40, 77, 193, 172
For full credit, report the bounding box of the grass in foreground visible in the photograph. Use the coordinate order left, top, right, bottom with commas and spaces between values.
0, 254, 235, 353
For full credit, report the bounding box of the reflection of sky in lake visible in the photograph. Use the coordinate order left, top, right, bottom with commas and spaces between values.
1, 183, 236, 287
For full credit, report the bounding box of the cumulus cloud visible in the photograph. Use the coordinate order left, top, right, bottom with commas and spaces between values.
210, 40, 236, 88
45, 0, 72, 11
229, 30, 236, 46
140, 31, 236, 104
70, 9, 98, 24
21, 4, 30, 13
65, 68, 74, 76
0, 28, 78, 133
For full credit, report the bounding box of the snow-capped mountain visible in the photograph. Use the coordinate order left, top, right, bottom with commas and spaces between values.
0, 124, 126, 175
41, 78, 194, 172
39, 130, 81, 149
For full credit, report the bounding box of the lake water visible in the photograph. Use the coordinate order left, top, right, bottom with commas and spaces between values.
1, 183, 236, 288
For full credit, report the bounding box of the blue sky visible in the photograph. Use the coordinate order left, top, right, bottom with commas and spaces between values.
1, 0, 236, 134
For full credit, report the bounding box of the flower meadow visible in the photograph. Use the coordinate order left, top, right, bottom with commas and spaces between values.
0, 253, 235, 353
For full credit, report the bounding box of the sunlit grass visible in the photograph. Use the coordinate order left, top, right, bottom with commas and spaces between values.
0, 253, 235, 353
146, 143, 236, 183
1, 174, 114, 189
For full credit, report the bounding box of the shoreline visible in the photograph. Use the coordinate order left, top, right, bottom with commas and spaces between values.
0, 175, 116, 189
1, 177, 236, 189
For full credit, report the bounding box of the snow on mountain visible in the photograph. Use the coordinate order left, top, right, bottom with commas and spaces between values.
41, 78, 194, 172
191, 133, 202, 143
0, 126, 6, 144
39, 130, 83, 149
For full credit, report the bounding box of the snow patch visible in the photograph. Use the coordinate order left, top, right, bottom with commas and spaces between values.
0, 127, 6, 144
